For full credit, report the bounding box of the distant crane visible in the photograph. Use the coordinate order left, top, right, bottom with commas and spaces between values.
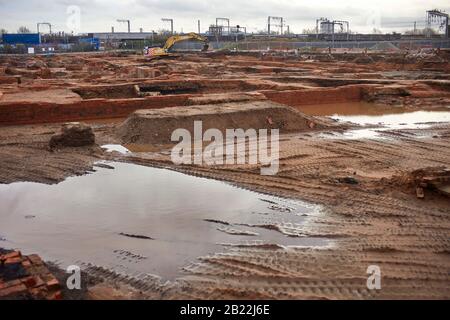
268, 16, 283, 35
116, 19, 131, 33
426, 9, 449, 38
162, 18, 174, 34
216, 18, 230, 35
37, 22, 52, 34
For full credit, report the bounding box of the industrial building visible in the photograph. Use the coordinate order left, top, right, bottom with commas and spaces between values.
89, 32, 157, 41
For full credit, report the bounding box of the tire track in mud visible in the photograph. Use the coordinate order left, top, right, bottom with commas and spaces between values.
114, 128, 450, 299
0, 125, 105, 184
0, 118, 449, 299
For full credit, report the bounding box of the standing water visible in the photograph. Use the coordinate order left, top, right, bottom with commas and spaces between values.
296, 102, 450, 139
0, 162, 325, 279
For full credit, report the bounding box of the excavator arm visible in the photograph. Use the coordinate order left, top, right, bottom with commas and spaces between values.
144, 32, 209, 58
163, 33, 209, 51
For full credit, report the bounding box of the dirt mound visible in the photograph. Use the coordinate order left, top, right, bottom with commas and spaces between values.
117, 101, 329, 144
49, 122, 95, 149
352, 55, 374, 64
315, 54, 335, 62
390, 166, 450, 198
370, 42, 400, 52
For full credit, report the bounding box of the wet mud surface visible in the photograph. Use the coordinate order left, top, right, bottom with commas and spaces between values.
0, 51, 449, 299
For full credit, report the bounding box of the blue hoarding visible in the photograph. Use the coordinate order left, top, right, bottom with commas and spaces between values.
2, 33, 41, 45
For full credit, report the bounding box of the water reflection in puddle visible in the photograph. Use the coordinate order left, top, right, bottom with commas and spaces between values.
332, 110, 450, 127
101, 144, 130, 154
332, 110, 450, 139
0, 162, 326, 279
296, 102, 450, 140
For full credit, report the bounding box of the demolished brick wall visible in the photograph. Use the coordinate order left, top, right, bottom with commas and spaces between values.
0, 250, 62, 300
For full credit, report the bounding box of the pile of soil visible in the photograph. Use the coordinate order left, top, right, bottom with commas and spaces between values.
117, 101, 330, 144
370, 42, 400, 52
389, 166, 450, 198
49, 122, 95, 149
353, 55, 374, 64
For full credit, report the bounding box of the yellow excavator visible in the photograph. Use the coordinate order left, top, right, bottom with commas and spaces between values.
144, 32, 209, 58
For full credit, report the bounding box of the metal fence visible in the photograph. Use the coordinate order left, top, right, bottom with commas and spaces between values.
174, 39, 450, 51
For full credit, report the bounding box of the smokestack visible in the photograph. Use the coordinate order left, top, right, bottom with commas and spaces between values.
111, 26, 114, 33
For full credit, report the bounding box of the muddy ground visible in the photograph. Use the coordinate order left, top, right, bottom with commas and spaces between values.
0, 50, 449, 299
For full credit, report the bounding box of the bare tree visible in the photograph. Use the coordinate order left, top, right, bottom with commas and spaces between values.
372, 28, 383, 34
0, 28, 7, 35
404, 27, 437, 36
17, 26, 30, 33
421, 27, 437, 36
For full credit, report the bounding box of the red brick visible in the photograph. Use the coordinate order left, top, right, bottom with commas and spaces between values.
28, 265, 49, 276
30, 286, 48, 299
0, 76, 20, 85
5, 257, 22, 265
21, 275, 44, 288
46, 277, 60, 290
22, 259, 32, 268
33, 276, 45, 288
21, 276, 37, 288
0, 283, 28, 298
40, 272, 54, 282
0, 94, 192, 125
1, 279, 22, 289
1, 250, 22, 260
262, 86, 363, 107
47, 290, 63, 300
28, 254, 43, 265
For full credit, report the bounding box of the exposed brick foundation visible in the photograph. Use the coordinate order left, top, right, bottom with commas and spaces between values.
0, 86, 365, 126
0, 250, 62, 300
0, 94, 192, 125
262, 86, 363, 106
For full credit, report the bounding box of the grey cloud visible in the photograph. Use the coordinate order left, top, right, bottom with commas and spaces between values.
0, 0, 449, 34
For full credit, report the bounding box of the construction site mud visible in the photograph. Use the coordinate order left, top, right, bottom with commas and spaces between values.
0, 50, 449, 299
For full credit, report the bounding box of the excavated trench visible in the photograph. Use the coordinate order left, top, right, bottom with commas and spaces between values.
264, 76, 396, 87
0, 80, 370, 125
71, 80, 271, 100
72, 84, 138, 99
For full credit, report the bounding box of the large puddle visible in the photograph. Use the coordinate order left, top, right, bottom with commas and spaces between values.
297, 102, 450, 139
296, 102, 410, 117
0, 162, 325, 279
333, 110, 450, 139
331, 110, 450, 127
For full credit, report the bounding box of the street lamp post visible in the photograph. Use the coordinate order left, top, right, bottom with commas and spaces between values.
117, 19, 131, 33
162, 18, 174, 34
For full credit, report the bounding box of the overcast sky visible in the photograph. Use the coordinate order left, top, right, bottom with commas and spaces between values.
1, 0, 449, 34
